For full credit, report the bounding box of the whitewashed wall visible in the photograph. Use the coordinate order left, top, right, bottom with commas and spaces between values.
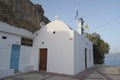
19, 46, 33, 72
0, 20, 93, 76
0, 32, 21, 70
74, 31, 93, 74
0, 22, 33, 77
33, 20, 75, 75
0, 21, 33, 39
32, 20, 93, 75
74, 31, 86, 74
0, 33, 33, 78
83, 36, 93, 68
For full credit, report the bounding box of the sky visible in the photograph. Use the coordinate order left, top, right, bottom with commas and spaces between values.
31, 0, 120, 53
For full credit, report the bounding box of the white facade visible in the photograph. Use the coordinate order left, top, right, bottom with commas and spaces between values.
33, 20, 75, 75
0, 21, 33, 78
74, 31, 93, 74
32, 20, 93, 75
0, 19, 93, 78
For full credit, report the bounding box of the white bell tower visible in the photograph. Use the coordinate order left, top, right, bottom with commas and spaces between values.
78, 18, 84, 35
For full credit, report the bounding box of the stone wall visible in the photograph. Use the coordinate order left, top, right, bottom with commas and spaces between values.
0, 0, 50, 32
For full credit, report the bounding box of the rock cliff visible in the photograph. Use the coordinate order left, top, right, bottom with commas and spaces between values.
0, 0, 50, 32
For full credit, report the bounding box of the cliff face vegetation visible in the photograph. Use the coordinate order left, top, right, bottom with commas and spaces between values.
0, 0, 50, 32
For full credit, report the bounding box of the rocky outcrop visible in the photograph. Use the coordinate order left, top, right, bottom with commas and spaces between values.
0, 0, 50, 32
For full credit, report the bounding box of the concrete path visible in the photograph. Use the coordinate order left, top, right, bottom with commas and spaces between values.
1, 65, 120, 80
84, 65, 120, 80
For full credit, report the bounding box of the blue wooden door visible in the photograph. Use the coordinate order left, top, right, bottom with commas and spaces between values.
10, 45, 20, 72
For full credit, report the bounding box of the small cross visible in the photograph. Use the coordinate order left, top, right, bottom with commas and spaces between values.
54, 15, 58, 20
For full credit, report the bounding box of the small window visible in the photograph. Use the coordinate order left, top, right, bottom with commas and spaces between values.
53, 31, 55, 34
2, 36, 7, 39
42, 41, 44, 44
36, 33, 38, 36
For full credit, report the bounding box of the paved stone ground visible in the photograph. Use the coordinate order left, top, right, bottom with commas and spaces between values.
84, 65, 120, 80
1, 65, 120, 80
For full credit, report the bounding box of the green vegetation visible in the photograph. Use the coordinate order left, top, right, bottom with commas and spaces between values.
86, 33, 110, 64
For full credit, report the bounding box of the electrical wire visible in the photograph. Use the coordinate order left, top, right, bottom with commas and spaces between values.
93, 15, 120, 30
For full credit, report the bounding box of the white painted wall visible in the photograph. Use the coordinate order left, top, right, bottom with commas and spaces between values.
0, 32, 33, 72
0, 21, 33, 77
83, 37, 93, 68
19, 46, 33, 72
0, 20, 93, 76
74, 31, 93, 74
32, 20, 93, 75
74, 31, 86, 74
0, 32, 21, 70
33, 20, 75, 75
0, 69, 14, 79
0, 21, 33, 38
